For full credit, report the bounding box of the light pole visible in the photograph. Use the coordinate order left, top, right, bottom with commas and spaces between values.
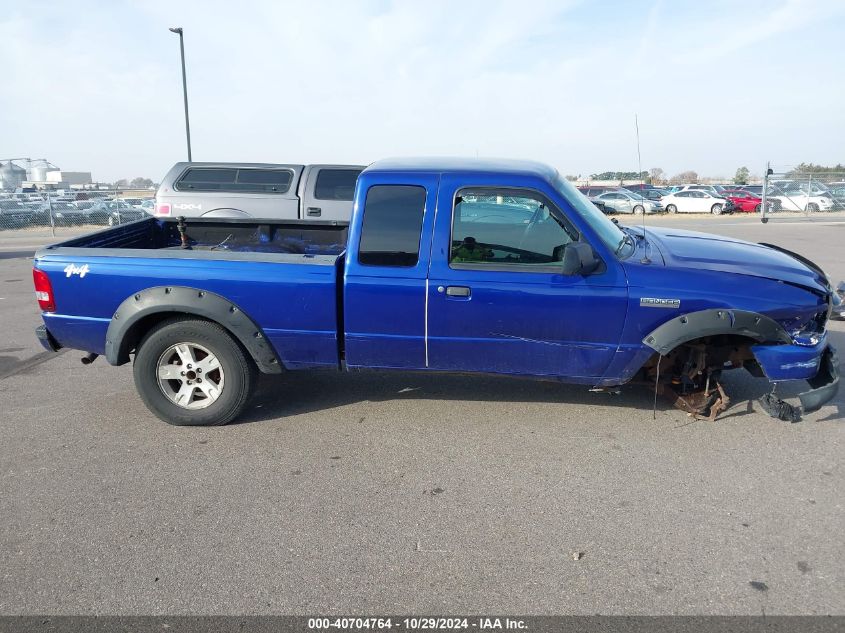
169, 27, 192, 162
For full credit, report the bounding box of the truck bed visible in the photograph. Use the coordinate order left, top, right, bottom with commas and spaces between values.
48, 216, 349, 259
34, 217, 348, 370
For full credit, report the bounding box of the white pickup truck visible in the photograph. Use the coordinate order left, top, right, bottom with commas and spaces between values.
154, 163, 364, 222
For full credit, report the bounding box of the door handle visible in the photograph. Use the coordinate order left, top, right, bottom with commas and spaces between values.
445, 286, 471, 297
306, 207, 322, 217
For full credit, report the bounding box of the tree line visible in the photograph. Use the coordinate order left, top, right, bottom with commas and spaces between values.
572, 163, 843, 186
111, 177, 157, 189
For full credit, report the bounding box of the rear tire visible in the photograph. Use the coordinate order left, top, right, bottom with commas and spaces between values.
711, 204, 723, 215
666, 204, 677, 214
133, 317, 257, 426
755, 203, 762, 212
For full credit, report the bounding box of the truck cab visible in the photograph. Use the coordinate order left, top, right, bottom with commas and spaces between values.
342, 158, 628, 379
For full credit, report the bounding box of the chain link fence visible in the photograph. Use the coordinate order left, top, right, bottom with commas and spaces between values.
0, 189, 155, 236
761, 167, 845, 221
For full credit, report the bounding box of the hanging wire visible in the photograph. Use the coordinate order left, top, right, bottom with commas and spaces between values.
652, 355, 662, 420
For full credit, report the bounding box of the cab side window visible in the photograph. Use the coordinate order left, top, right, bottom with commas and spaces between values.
314, 169, 362, 201
450, 189, 578, 268
358, 185, 426, 267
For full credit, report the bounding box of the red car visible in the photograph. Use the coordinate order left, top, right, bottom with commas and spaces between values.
721, 189, 768, 212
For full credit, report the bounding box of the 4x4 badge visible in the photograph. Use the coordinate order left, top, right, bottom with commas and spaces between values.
64, 264, 90, 278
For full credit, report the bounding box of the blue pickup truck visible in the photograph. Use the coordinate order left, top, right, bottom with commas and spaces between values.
32, 158, 838, 426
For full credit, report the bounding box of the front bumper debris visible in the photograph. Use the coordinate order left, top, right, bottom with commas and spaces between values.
798, 346, 839, 412
758, 346, 839, 422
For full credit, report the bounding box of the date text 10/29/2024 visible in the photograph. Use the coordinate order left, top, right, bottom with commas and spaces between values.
308, 618, 527, 631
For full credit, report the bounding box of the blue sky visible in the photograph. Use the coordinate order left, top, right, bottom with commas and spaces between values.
1, 0, 843, 182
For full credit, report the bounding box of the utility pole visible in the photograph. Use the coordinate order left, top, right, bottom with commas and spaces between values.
169, 27, 192, 161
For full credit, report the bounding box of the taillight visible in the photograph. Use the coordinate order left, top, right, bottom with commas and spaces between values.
155, 202, 171, 216
32, 268, 56, 312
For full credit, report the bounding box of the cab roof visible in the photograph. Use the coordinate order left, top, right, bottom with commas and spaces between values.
364, 157, 558, 181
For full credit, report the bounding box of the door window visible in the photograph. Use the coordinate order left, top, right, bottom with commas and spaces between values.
450, 189, 577, 268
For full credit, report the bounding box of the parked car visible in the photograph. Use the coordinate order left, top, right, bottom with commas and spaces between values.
720, 189, 776, 212
155, 163, 364, 221
623, 186, 668, 201
825, 183, 845, 209
766, 187, 834, 212
0, 200, 31, 228
577, 186, 625, 198
622, 184, 657, 193
676, 184, 721, 196
590, 190, 662, 214
51, 199, 135, 225
36, 202, 80, 225
140, 199, 155, 213
32, 157, 838, 426
661, 190, 735, 214
827, 182, 845, 196
107, 204, 154, 226
45, 201, 101, 226
590, 199, 612, 215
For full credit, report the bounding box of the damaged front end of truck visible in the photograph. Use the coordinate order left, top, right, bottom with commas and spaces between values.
616, 233, 841, 423
639, 305, 839, 423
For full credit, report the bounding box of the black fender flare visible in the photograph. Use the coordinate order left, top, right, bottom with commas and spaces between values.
105, 286, 282, 373
642, 308, 792, 356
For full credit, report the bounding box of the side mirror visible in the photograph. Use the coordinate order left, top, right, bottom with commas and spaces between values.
561, 242, 600, 276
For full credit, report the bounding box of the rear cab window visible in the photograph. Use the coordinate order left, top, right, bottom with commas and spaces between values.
175, 167, 294, 193
358, 185, 427, 267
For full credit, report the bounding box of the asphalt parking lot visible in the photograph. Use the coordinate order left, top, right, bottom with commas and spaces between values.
0, 215, 842, 615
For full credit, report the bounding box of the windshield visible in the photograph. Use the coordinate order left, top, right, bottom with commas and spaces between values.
552, 173, 628, 257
